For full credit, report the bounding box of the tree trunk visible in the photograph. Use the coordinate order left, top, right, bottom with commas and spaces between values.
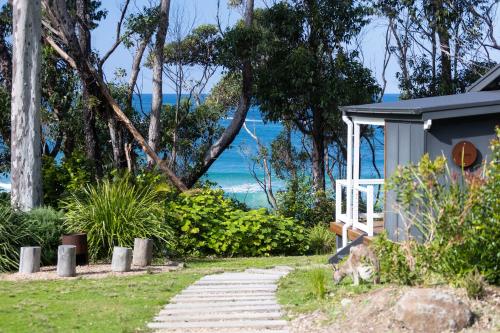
10, 0, 42, 211
184, 0, 255, 188
433, 0, 452, 95
42, 0, 188, 191
107, 111, 126, 169
311, 112, 325, 192
77, 0, 102, 176
147, 0, 170, 163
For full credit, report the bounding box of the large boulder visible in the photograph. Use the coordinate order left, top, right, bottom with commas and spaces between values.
395, 288, 473, 332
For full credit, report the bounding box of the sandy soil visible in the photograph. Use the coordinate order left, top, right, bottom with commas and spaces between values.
289, 285, 500, 333
0, 262, 183, 281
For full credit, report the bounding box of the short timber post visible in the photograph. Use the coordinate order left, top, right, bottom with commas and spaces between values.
111, 247, 132, 272
132, 238, 153, 267
19, 246, 41, 273
57, 245, 76, 277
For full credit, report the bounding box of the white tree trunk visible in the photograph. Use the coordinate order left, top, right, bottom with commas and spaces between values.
147, 0, 171, 163
10, 0, 42, 211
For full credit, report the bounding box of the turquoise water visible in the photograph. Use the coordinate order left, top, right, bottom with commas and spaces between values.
0, 94, 398, 207
132, 94, 399, 208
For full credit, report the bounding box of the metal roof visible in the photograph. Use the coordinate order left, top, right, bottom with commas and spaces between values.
341, 91, 500, 118
466, 64, 500, 92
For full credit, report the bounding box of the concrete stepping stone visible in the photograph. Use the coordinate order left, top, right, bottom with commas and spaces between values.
154, 311, 284, 322
172, 295, 276, 302
148, 266, 292, 333
148, 319, 288, 329
158, 304, 282, 315
155, 328, 290, 333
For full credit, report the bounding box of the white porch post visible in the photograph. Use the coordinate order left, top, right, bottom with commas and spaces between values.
353, 122, 361, 228
342, 116, 353, 248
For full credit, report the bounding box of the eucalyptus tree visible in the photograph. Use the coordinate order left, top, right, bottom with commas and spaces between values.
10, 0, 42, 210
374, 0, 499, 98
252, 0, 380, 192
147, 0, 171, 164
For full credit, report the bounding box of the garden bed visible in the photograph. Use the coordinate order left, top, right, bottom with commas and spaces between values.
278, 267, 500, 333
0, 262, 183, 281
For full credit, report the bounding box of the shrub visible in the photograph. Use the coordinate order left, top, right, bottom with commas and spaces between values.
461, 268, 486, 300
62, 177, 173, 260
383, 128, 500, 285
308, 268, 328, 300
22, 207, 66, 265
307, 223, 336, 255
277, 176, 335, 228
166, 189, 306, 257
0, 203, 32, 272
372, 233, 424, 285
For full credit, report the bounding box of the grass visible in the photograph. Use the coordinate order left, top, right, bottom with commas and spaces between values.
0, 255, 328, 333
277, 266, 382, 320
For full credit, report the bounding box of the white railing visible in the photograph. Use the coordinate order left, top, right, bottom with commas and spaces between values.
335, 178, 384, 240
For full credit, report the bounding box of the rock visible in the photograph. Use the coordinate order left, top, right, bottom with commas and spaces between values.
395, 288, 473, 332
340, 298, 352, 307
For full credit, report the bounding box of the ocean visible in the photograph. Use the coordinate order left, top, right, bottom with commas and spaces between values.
132, 94, 399, 207
0, 94, 398, 207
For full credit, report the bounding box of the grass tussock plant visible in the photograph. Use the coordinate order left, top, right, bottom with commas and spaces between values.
375, 128, 500, 286
0, 205, 31, 271
307, 223, 336, 255
308, 268, 329, 300
62, 177, 173, 260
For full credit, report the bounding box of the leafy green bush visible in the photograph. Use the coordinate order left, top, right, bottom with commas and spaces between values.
307, 223, 336, 255
381, 128, 500, 285
62, 177, 173, 260
277, 176, 335, 228
42, 152, 93, 208
166, 189, 306, 257
23, 207, 66, 265
0, 203, 32, 272
372, 233, 424, 285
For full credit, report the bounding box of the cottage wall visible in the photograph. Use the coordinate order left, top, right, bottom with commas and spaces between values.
425, 114, 499, 173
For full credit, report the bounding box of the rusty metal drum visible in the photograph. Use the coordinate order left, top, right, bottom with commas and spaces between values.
61, 233, 88, 266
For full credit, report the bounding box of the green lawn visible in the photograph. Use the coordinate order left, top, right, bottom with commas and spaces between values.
0, 255, 327, 333
277, 266, 382, 321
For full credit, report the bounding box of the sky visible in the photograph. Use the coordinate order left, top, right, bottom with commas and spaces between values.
91, 0, 500, 95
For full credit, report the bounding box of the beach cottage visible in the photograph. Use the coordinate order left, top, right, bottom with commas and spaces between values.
331, 65, 500, 256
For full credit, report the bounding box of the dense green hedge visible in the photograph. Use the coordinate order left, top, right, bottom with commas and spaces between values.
166, 189, 307, 257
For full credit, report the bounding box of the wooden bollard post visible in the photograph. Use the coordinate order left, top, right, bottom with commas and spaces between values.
57, 245, 76, 277
111, 247, 132, 272
19, 246, 41, 274
132, 238, 153, 267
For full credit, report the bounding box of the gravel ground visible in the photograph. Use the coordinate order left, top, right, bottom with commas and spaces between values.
0, 262, 183, 281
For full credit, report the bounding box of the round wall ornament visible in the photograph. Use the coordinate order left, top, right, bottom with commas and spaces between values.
451, 141, 477, 168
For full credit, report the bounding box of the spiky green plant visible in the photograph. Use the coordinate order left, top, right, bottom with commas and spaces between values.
0, 204, 32, 272
62, 178, 172, 260
307, 223, 336, 255
308, 268, 328, 300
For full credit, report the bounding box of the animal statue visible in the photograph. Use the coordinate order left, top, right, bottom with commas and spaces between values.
332, 244, 380, 285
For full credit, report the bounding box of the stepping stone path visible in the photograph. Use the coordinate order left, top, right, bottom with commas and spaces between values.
148, 266, 293, 333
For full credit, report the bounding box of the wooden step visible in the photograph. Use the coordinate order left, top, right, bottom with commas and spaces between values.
329, 222, 384, 245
